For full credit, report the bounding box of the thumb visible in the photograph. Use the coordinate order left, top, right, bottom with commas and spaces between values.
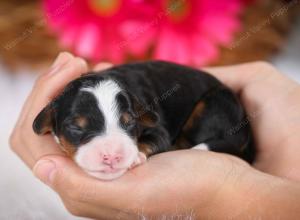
33, 158, 57, 185
33, 155, 80, 186
33, 156, 123, 206
33, 155, 96, 198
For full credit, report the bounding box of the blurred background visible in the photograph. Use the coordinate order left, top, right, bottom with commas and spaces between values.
0, 0, 299, 219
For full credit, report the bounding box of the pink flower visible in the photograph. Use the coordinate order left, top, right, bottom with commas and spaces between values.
120, 0, 244, 66
43, 0, 248, 66
43, 0, 149, 63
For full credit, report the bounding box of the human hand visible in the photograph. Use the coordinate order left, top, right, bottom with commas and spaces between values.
206, 62, 300, 181
7, 55, 252, 219
10, 58, 300, 219
9, 52, 113, 168
9, 52, 89, 168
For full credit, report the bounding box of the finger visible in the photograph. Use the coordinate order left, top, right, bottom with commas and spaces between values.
25, 57, 88, 164
33, 156, 115, 204
34, 57, 88, 104
33, 155, 140, 210
10, 53, 74, 163
28, 57, 88, 124
203, 62, 278, 93
48, 52, 75, 75
11, 54, 88, 168
93, 62, 113, 71
14, 52, 74, 128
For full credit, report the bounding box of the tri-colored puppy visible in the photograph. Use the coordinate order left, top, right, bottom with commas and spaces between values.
33, 61, 255, 180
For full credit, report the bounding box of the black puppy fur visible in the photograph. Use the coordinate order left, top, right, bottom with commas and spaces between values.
33, 61, 255, 163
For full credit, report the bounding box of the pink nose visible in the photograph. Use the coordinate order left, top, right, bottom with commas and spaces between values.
102, 154, 123, 166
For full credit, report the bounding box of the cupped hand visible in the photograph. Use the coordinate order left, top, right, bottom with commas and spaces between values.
10, 52, 88, 168
10, 52, 113, 168
206, 62, 300, 180
33, 149, 255, 219
10, 56, 300, 219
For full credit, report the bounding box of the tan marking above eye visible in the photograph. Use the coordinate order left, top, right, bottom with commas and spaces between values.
75, 116, 88, 128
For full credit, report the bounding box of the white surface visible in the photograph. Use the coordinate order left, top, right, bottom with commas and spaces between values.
0, 17, 299, 219
0, 67, 84, 220
271, 17, 300, 82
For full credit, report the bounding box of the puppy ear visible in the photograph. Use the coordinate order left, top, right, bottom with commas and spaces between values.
138, 109, 159, 127
32, 103, 55, 135
130, 94, 159, 127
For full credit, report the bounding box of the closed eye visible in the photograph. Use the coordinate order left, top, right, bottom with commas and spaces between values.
66, 124, 83, 131
80, 132, 99, 143
64, 124, 84, 137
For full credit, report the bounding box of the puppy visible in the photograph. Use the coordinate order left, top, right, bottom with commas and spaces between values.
33, 61, 255, 180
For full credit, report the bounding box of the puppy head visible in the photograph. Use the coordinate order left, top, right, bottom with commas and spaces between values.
33, 76, 158, 180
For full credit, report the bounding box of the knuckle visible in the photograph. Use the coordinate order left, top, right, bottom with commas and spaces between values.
9, 130, 19, 151
9, 121, 31, 153
9, 126, 27, 152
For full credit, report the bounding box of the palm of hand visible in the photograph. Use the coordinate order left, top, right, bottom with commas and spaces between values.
66, 150, 250, 219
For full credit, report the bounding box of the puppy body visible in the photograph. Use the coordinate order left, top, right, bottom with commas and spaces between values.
33, 61, 255, 180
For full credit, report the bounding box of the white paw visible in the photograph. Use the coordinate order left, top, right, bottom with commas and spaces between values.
130, 152, 147, 169
192, 143, 209, 151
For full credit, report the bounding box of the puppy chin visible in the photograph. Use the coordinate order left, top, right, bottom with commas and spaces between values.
78, 152, 145, 180
86, 169, 128, 181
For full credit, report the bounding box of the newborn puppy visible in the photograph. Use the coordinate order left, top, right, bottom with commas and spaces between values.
33, 61, 255, 180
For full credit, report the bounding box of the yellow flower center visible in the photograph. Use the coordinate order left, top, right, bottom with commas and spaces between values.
166, 0, 191, 22
88, 0, 121, 17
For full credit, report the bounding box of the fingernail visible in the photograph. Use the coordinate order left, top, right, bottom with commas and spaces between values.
33, 159, 56, 185
48, 52, 73, 75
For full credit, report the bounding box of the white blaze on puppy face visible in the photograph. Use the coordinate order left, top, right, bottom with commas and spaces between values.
74, 80, 140, 180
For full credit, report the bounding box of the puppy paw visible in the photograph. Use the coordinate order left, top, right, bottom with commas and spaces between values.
192, 143, 209, 151
130, 152, 147, 169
